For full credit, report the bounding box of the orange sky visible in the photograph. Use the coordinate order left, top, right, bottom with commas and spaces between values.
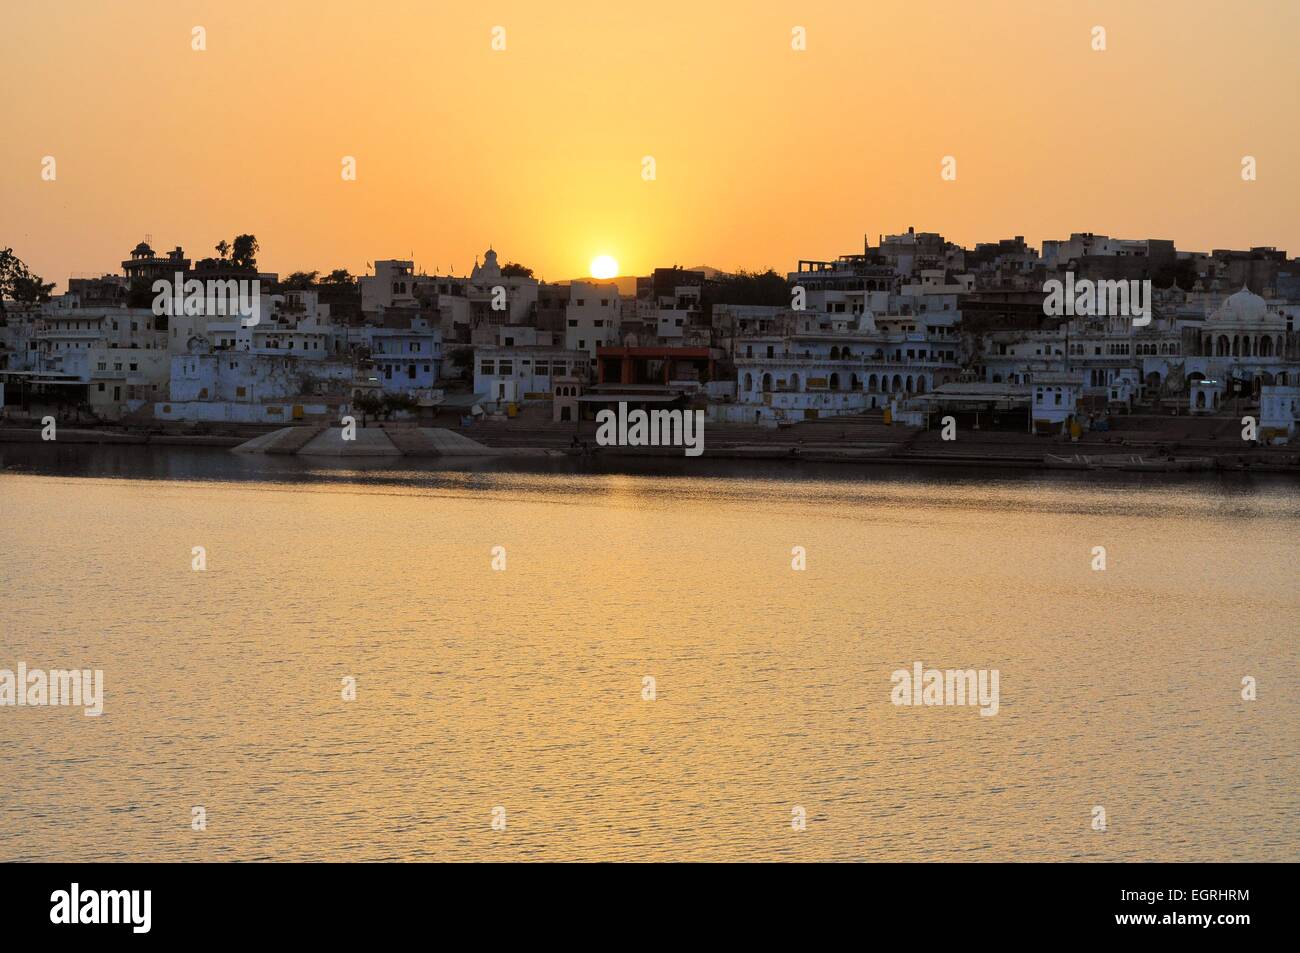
2, 0, 1297, 288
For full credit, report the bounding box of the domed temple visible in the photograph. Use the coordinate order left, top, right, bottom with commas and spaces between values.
1191, 287, 1286, 360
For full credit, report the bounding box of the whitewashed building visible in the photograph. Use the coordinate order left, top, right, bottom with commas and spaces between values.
564, 281, 621, 365
474, 345, 589, 407
726, 307, 962, 423
351, 319, 443, 394
1259, 385, 1300, 441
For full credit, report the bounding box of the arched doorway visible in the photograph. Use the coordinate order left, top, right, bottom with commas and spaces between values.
761, 373, 772, 393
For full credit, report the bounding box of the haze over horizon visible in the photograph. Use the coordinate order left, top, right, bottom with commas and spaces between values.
3, 0, 1297, 288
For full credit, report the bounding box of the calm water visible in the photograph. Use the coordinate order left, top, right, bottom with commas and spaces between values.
1, 445, 1296, 861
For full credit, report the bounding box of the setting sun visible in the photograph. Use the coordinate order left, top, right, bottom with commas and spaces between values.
590, 255, 619, 280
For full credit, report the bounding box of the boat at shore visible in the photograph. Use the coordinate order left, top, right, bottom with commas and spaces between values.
1045, 452, 1212, 472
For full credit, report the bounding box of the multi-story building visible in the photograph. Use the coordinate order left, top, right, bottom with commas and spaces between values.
121, 241, 190, 285
564, 280, 621, 364
350, 318, 443, 395
28, 306, 170, 418
473, 344, 590, 407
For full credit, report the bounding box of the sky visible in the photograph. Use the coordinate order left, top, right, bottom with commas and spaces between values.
2, 0, 1298, 288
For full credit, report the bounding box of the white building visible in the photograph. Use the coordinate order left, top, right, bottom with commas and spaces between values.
651, 285, 701, 342
474, 345, 590, 408
159, 336, 352, 423
350, 319, 443, 394
27, 307, 170, 418
360, 260, 420, 314
1031, 372, 1084, 430
564, 281, 621, 364
1190, 378, 1227, 414
727, 307, 962, 423
1259, 385, 1300, 441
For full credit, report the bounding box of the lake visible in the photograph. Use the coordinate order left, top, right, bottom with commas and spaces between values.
1, 445, 1296, 861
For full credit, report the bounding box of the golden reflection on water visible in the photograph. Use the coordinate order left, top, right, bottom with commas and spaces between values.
2, 464, 1297, 861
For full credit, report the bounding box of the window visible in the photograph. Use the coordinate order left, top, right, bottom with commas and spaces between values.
236, 386, 246, 397
577, 341, 585, 350
498, 361, 513, 375
567, 319, 578, 328
480, 362, 495, 375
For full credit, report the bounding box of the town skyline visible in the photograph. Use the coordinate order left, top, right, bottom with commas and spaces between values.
3, 1, 1298, 288
6, 222, 1296, 297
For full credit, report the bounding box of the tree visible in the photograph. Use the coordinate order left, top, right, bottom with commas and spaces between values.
709, 269, 790, 307
382, 392, 419, 419
281, 271, 319, 290
0, 248, 55, 311
215, 240, 231, 261
10, 272, 56, 303
320, 269, 355, 286
501, 262, 533, 278
353, 391, 383, 425
449, 346, 474, 383
127, 277, 156, 309
231, 234, 259, 271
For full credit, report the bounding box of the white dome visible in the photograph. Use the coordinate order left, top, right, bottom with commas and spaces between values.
1213, 286, 1269, 324
471, 247, 501, 281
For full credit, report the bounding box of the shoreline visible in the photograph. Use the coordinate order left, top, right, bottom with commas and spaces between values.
2, 422, 1298, 476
